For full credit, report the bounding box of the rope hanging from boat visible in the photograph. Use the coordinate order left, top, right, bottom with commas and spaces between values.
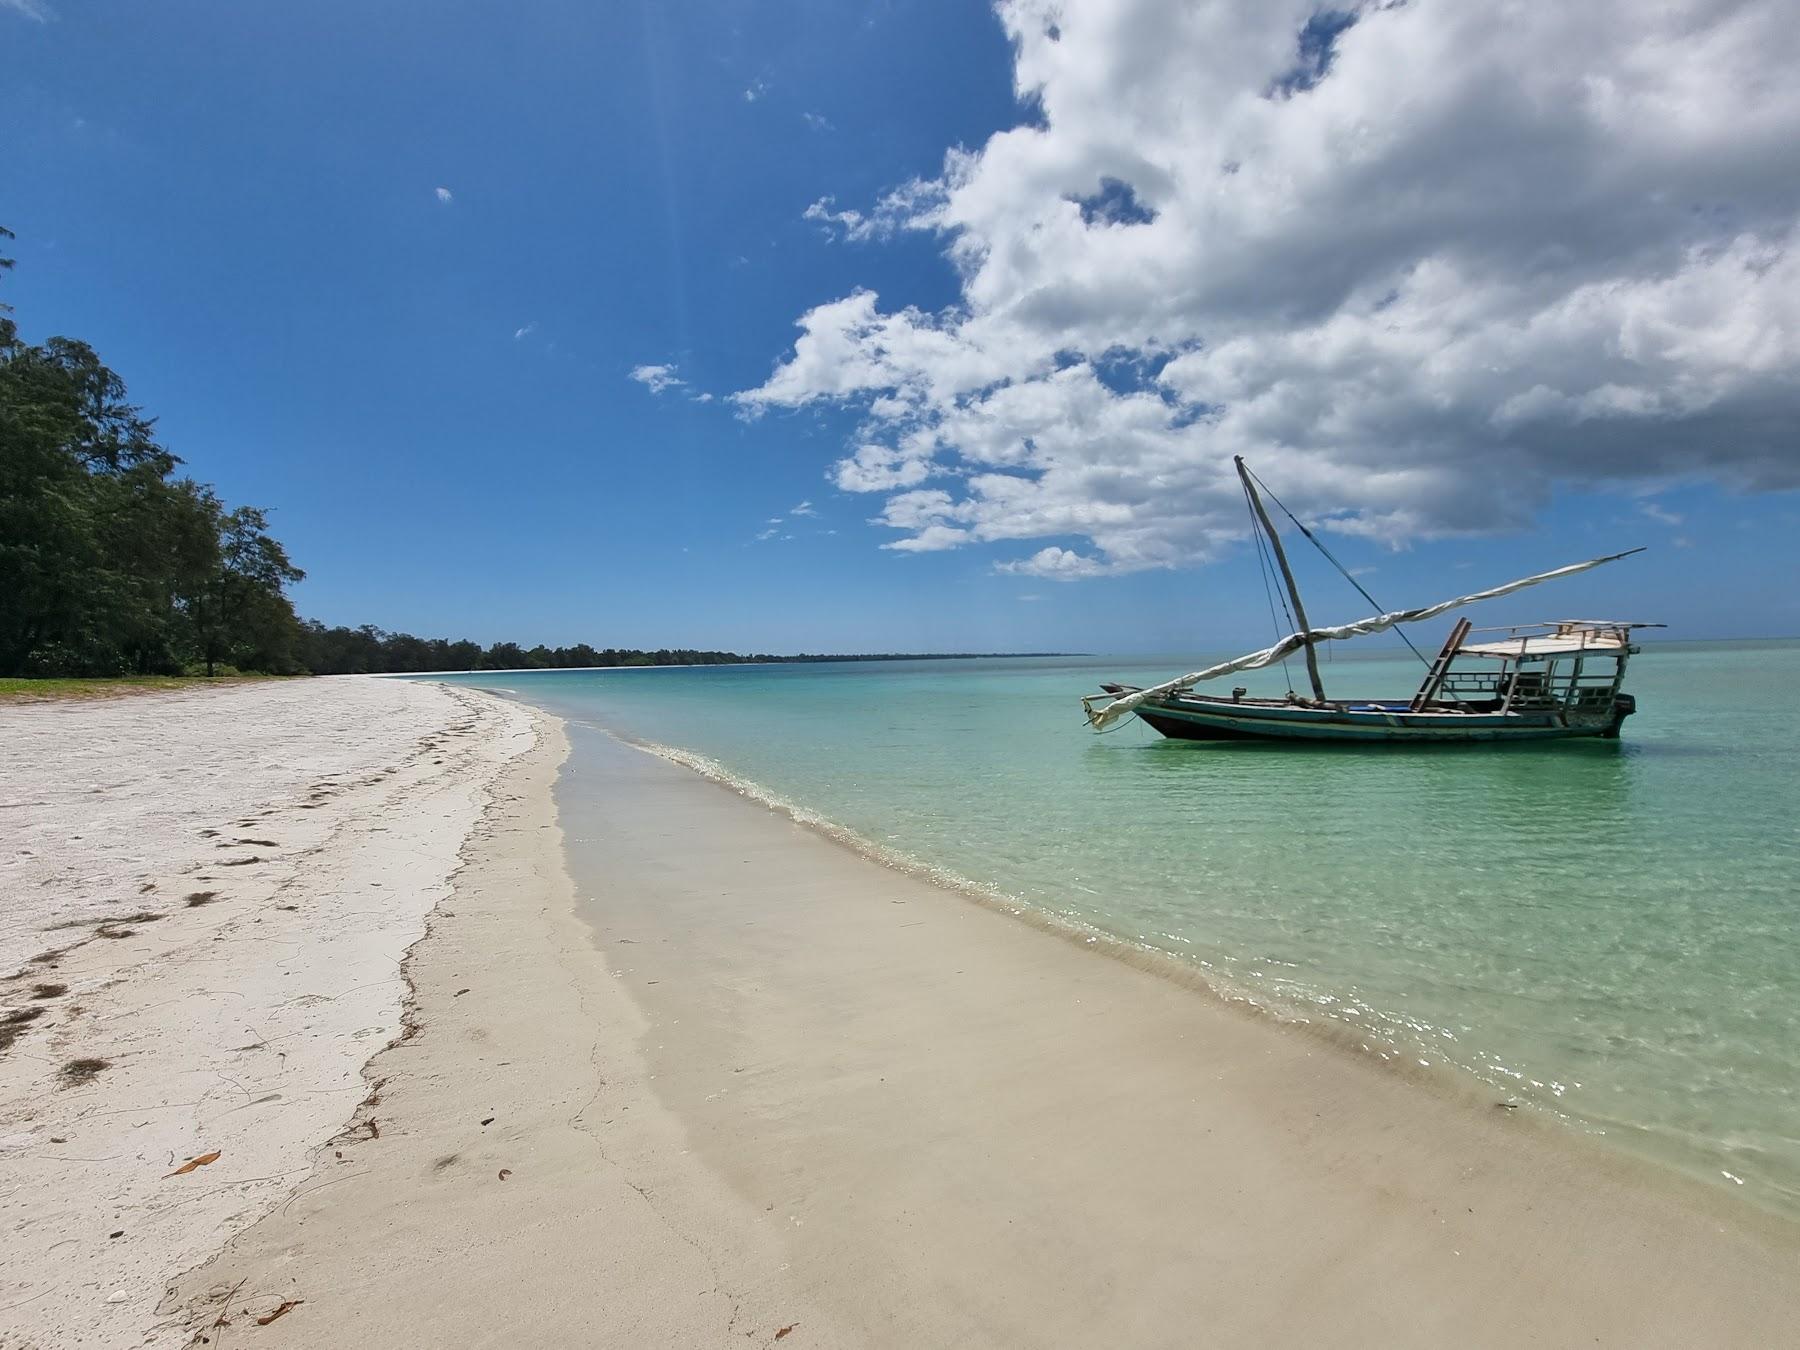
1084, 548, 1645, 731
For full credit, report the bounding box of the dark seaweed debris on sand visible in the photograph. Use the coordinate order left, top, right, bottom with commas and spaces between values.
1, 1006, 48, 1051
60, 1057, 109, 1085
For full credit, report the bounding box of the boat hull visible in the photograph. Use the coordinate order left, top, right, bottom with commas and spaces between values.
1132, 694, 1635, 744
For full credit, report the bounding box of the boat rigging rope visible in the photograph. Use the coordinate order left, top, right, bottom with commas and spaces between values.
1244, 465, 1435, 674
1242, 477, 1298, 691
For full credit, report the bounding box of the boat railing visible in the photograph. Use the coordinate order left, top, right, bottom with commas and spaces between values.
1437, 670, 1510, 700
1437, 660, 1625, 712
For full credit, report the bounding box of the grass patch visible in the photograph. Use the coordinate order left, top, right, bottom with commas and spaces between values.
0, 674, 302, 704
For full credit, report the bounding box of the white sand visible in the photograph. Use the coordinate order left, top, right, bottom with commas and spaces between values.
0, 678, 532, 1347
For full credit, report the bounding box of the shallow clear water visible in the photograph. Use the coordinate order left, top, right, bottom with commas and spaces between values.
432, 641, 1800, 1216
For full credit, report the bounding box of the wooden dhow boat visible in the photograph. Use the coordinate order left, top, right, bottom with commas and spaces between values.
1082, 459, 1660, 744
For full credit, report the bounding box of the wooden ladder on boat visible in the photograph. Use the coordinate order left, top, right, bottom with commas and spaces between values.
1409, 617, 1472, 711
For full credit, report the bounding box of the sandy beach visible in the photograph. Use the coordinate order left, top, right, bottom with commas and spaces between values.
5, 681, 1799, 1347
0, 678, 533, 1346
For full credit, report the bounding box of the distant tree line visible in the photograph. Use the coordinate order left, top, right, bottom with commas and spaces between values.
298, 626, 766, 674
297, 625, 1063, 674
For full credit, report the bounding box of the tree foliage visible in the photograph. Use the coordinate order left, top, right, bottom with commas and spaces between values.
291, 626, 1040, 674
295, 625, 765, 674
0, 239, 304, 676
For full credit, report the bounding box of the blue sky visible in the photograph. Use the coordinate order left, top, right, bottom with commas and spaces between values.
5, 0, 1797, 653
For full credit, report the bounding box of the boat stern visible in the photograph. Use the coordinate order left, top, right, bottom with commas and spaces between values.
1603, 692, 1637, 739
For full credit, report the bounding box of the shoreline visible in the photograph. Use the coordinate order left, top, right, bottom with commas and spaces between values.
161, 689, 849, 1346
544, 716, 1800, 1344
610, 724, 1791, 1227
6, 681, 1797, 1344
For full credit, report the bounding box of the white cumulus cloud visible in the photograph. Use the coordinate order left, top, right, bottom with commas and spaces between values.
884, 524, 972, 552
738, 0, 1800, 573
433, 186, 453, 204
997, 546, 1110, 578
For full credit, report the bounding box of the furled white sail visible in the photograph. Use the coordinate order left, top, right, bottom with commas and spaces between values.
1085, 550, 1642, 731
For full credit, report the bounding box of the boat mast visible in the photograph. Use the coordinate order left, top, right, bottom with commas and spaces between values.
1236, 456, 1328, 703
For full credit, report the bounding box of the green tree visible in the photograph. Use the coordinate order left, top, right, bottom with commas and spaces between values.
179, 495, 305, 676
0, 318, 202, 672
482, 642, 529, 669
445, 639, 483, 669
1, 233, 258, 675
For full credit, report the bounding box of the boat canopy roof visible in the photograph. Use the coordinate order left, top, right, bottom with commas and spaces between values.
1458, 621, 1664, 660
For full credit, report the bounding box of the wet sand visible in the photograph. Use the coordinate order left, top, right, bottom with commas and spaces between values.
548, 722, 1800, 1346
161, 706, 851, 1347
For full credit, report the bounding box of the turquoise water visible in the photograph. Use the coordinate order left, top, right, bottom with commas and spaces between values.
433, 641, 1800, 1217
